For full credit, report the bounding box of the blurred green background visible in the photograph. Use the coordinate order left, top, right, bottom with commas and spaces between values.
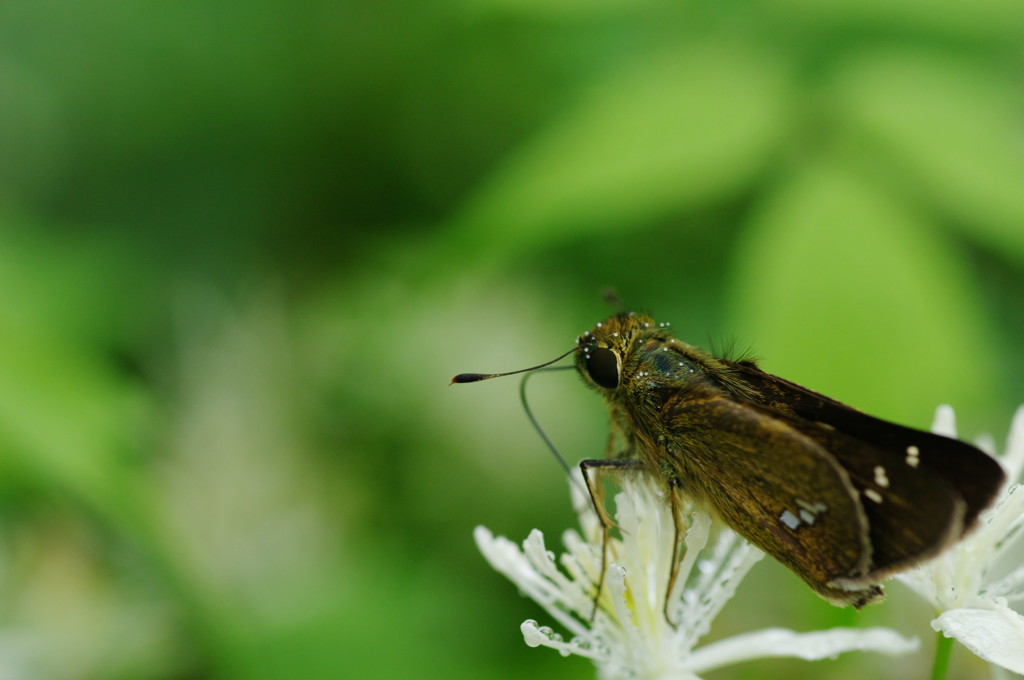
1, 0, 1023, 678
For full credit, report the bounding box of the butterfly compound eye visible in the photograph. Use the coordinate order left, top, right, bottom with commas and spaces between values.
586, 348, 620, 389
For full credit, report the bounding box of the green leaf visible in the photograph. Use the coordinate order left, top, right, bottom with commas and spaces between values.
726, 159, 1000, 429
0, 224, 151, 526
769, 0, 1024, 40
449, 42, 791, 258
834, 47, 1024, 263
462, 0, 650, 19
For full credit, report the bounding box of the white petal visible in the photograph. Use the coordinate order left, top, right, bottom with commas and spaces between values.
521, 619, 606, 661
933, 601, 1024, 674
975, 432, 997, 457
474, 526, 592, 640
932, 404, 958, 438
984, 484, 1024, 557
989, 562, 1024, 603
685, 627, 919, 673
1001, 405, 1024, 482
673, 531, 763, 652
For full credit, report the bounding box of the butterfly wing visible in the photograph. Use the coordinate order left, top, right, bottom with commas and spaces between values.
658, 389, 883, 604
727, 361, 1004, 576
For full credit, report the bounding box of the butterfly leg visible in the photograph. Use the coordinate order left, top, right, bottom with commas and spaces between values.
579, 458, 644, 621
664, 478, 685, 628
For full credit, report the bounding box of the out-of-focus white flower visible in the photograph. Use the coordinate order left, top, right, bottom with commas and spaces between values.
897, 405, 1024, 675
476, 471, 918, 680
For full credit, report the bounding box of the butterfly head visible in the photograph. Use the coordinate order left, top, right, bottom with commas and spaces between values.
576, 312, 666, 391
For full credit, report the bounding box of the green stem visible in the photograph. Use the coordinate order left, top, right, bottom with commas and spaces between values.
930, 631, 954, 680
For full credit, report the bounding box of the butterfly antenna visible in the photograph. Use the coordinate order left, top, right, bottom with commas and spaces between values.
601, 287, 625, 311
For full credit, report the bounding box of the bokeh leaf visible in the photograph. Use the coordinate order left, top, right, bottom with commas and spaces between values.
727, 159, 1000, 429
450, 41, 791, 257
462, 0, 648, 19
833, 47, 1024, 263
0, 224, 150, 526
769, 0, 1024, 40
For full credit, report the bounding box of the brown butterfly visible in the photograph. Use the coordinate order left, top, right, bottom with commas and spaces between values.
454, 311, 1005, 609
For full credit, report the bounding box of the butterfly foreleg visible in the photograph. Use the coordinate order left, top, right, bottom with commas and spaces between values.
579, 457, 644, 621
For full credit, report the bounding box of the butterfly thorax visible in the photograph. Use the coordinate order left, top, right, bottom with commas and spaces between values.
575, 312, 758, 486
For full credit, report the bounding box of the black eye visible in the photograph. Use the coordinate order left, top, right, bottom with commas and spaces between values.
586, 348, 620, 389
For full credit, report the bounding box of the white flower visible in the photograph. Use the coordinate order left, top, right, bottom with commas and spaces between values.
475, 471, 918, 680
897, 405, 1024, 674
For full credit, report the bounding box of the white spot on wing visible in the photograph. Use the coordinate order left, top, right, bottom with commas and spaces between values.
864, 488, 884, 503
794, 499, 827, 525
873, 465, 890, 488
782, 500, 828, 530
797, 499, 828, 514
906, 445, 920, 468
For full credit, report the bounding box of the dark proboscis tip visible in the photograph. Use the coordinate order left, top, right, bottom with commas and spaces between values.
449, 346, 577, 386
450, 373, 489, 385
